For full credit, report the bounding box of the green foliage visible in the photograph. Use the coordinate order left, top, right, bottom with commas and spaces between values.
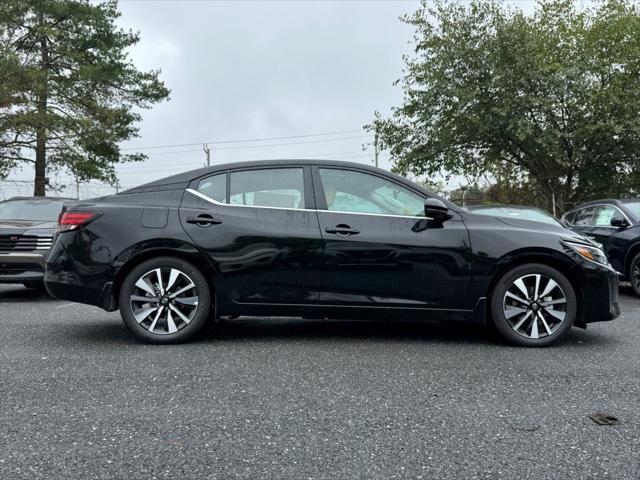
0, 0, 169, 193
371, 0, 640, 212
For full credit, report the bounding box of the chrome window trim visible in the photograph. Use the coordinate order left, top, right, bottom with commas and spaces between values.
186, 189, 431, 220
319, 209, 430, 220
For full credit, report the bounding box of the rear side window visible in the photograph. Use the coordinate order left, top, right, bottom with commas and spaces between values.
197, 173, 226, 203
572, 207, 596, 226
230, 168, 305, 209
563, 211, 576, 224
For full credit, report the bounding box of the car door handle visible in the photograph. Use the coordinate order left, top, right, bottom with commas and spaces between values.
325, 225, 360, 236
186, 215, 222, 226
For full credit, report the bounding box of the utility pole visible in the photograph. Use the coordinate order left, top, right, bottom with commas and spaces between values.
374, 131, 379, 168
203, 143, 211, 167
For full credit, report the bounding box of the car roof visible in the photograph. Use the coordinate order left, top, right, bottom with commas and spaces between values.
120, 159, 460, 210
125, 159, 391, 188
568, 198, 639, 210
3, 196, 77, 202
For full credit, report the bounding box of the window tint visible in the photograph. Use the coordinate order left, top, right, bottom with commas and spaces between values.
572, 207, 596, 226
593, 205, 621, 227
318, 168, 425, 216
197, 173, 226, 203
230, 168, 305, 208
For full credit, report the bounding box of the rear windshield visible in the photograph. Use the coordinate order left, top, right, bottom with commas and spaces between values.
470, 206, 562, 226
0, 199, 64, 221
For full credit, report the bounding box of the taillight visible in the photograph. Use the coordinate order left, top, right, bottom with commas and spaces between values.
58, 211, 100, 232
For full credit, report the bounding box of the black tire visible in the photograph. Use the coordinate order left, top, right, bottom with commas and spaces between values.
23, 280, 46, 291
629, 253, 640, 298
490, 263, 577, 347
118, 256, 212, 344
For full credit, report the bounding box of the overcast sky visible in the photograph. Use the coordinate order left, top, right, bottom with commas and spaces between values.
11, 0, 538, 191
112, 0, 421, 187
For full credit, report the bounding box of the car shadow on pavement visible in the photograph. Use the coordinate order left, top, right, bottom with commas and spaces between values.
619, 284, 639, 299
2, 284, 626, 348
0, 285, 53, 303
206, 317, 495, 345
62, 316, 619, 350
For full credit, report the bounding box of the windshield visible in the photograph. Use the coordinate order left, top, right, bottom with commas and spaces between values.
469, 206, 562, 227
624, 202, 640, 220
0, 199, 64, 222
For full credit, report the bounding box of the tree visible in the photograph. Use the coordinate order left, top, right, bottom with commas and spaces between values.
370, 0, 640, 213
0, 0, 169, 196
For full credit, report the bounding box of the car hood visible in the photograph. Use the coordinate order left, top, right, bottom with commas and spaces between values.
0, 219, 57, 235
494, 217, 601, 247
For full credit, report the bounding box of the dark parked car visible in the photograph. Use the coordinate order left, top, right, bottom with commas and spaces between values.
0, 196, 75, 290
561, 199, 640, 297
466, 204, 562, 227
45, 160, 620, 346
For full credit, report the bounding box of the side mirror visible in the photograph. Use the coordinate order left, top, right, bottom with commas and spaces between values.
424, 198, 451, 221
610, 216, 628, 228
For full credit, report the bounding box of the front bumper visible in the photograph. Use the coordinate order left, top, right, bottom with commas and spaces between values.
577, 261, 620, 324
0, 252, 46, 283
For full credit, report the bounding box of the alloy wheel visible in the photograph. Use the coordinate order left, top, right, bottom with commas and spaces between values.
502, 273, 567, 339
129, 268, 199, 335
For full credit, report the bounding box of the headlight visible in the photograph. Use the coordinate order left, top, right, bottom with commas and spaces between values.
564, 241, 609, 266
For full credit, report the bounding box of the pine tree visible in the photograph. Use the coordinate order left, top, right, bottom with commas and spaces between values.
0, 0, 170, 195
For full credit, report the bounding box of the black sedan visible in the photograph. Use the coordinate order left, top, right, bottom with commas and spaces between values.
561, 199, 640, 297
45, 160, 620, 346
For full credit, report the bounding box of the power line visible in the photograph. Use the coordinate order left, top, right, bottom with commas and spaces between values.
213, 134, 370, 151
120, 129, 366, 151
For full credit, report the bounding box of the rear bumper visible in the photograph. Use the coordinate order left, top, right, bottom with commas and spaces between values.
0, 252, 46, 283
44, 234, 116, 310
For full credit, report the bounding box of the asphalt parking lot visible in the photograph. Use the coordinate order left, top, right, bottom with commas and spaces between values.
0, 285, 639, 480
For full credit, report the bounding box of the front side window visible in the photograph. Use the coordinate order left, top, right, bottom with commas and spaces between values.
572, 207, 596, 226
318, 168, 425, 216
593, 205, 622, 227
230, 168, 305, 209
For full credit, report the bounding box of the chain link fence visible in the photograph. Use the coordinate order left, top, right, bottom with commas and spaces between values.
0, 180, 136, 201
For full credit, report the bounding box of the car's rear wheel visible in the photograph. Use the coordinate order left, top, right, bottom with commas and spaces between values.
490, 263, 577, 347
119, 257, 211, 344
630, 253, 640, 298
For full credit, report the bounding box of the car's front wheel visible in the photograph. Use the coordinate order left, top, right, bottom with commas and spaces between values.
119, 257, 212, 344
490, 263, 577, 347
629, 253, 640, 298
